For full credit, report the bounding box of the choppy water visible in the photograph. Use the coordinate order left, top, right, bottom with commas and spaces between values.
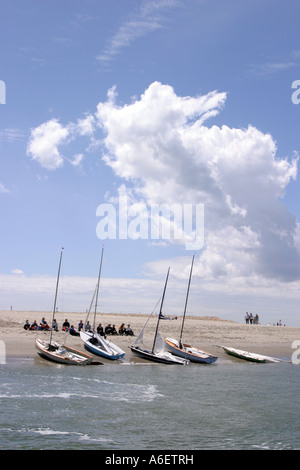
0, 354, 299, 451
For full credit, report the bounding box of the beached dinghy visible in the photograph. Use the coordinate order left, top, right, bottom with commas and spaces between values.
222, 346, 282, 363
164, 256, 217, 364
36, 248, 98, 365
80, 247, 125, 361
35, 338, 94, 365
130, 268, 189, 365
164, 338, 217, 364
80, 330, 125, 360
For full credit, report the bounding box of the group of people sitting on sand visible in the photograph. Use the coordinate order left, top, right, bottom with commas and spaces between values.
83, 321, 134, 337
23, 317, 51, 331
23, 317, 134, 337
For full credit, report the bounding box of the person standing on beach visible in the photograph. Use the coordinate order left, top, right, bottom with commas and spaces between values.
244, 312, 250, 324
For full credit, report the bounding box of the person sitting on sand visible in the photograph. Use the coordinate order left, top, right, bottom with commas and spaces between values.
105, 324, 113, 335
118, 323, 126, 335
23, 320, 30, 330
85, 321, 92, 332
69, 325, 80, 336
62, 319, 70, 331
125, 324, 134, 336
97, 323, 106, 337
30, 320, 38, 330
52, 319, 58, 331
40, 317, 50, 330
78, 320, 84, 332
111, 324, 118, 335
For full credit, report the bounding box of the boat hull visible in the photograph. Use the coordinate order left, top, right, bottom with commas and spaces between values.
165, 338, 218, 364
222, 346, 276, 363
35, 338, 94, 365
80, 331, 125, 360
130, 345, 188, 364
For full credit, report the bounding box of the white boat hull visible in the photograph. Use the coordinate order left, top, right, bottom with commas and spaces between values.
165, 338, 217, 364
35, 338, 94, 365
80, 331, 125, 360
130, 345, 189, 365
222, 346, 281, 363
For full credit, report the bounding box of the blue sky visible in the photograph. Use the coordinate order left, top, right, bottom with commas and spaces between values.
1, 0, 300, 325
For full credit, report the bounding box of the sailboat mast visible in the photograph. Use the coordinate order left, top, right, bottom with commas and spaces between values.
93, 246, 104, 334
179, 255, 194, 349
152, 267, 170, 353
49, 248, 64, 345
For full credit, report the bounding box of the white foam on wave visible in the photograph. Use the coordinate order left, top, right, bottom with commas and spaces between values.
33, 428, 72, 436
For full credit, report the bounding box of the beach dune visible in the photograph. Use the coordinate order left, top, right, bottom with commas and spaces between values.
1, 310, 299, 362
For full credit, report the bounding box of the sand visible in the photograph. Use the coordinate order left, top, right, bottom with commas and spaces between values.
1, 309, 299, 363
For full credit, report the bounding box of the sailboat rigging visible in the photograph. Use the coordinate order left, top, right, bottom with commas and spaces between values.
80, 247, 125, 360
164, 256, 217, 364
35, 248, 95, 365
130, 268, 188, 365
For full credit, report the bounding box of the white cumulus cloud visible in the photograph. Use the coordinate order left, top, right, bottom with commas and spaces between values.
95, 81, 300, 282
26, 81, 300, 284
27, 119, 70, 170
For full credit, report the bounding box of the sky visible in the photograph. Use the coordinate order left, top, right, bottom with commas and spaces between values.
1, 0, 300, 326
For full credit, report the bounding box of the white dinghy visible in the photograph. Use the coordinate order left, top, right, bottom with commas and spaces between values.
35, 338, 94, 365
35, 248, 98, 365
80, 247, 125, 361
221, 346, 288, 363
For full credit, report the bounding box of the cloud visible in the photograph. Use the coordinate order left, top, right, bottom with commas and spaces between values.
95, 81, 300, 283
76, 114, 95, 136
70, 153, 84, 167
27, 119, 70, 170
96, 0, 180, 64
248, 50, 300, 77
0, 182, 10, 194
249, 61, 296, 77
0, 272, 167, 314
26, 81, 300, 285
1, 270, 299, 324
11, 268, 24, 275
0, 128, 25, 143
26, 115, 95, 170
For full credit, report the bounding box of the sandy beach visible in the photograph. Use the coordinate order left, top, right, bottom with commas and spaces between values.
1, 309, 299, 362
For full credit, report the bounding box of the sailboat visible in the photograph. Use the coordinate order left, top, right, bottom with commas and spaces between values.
35, 248, 96, 365
164, 256, 218, 364
130, 268, 189, 365
80, 247, 125, 360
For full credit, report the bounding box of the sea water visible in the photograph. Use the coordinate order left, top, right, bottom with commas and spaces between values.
0, 354, 299, 451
